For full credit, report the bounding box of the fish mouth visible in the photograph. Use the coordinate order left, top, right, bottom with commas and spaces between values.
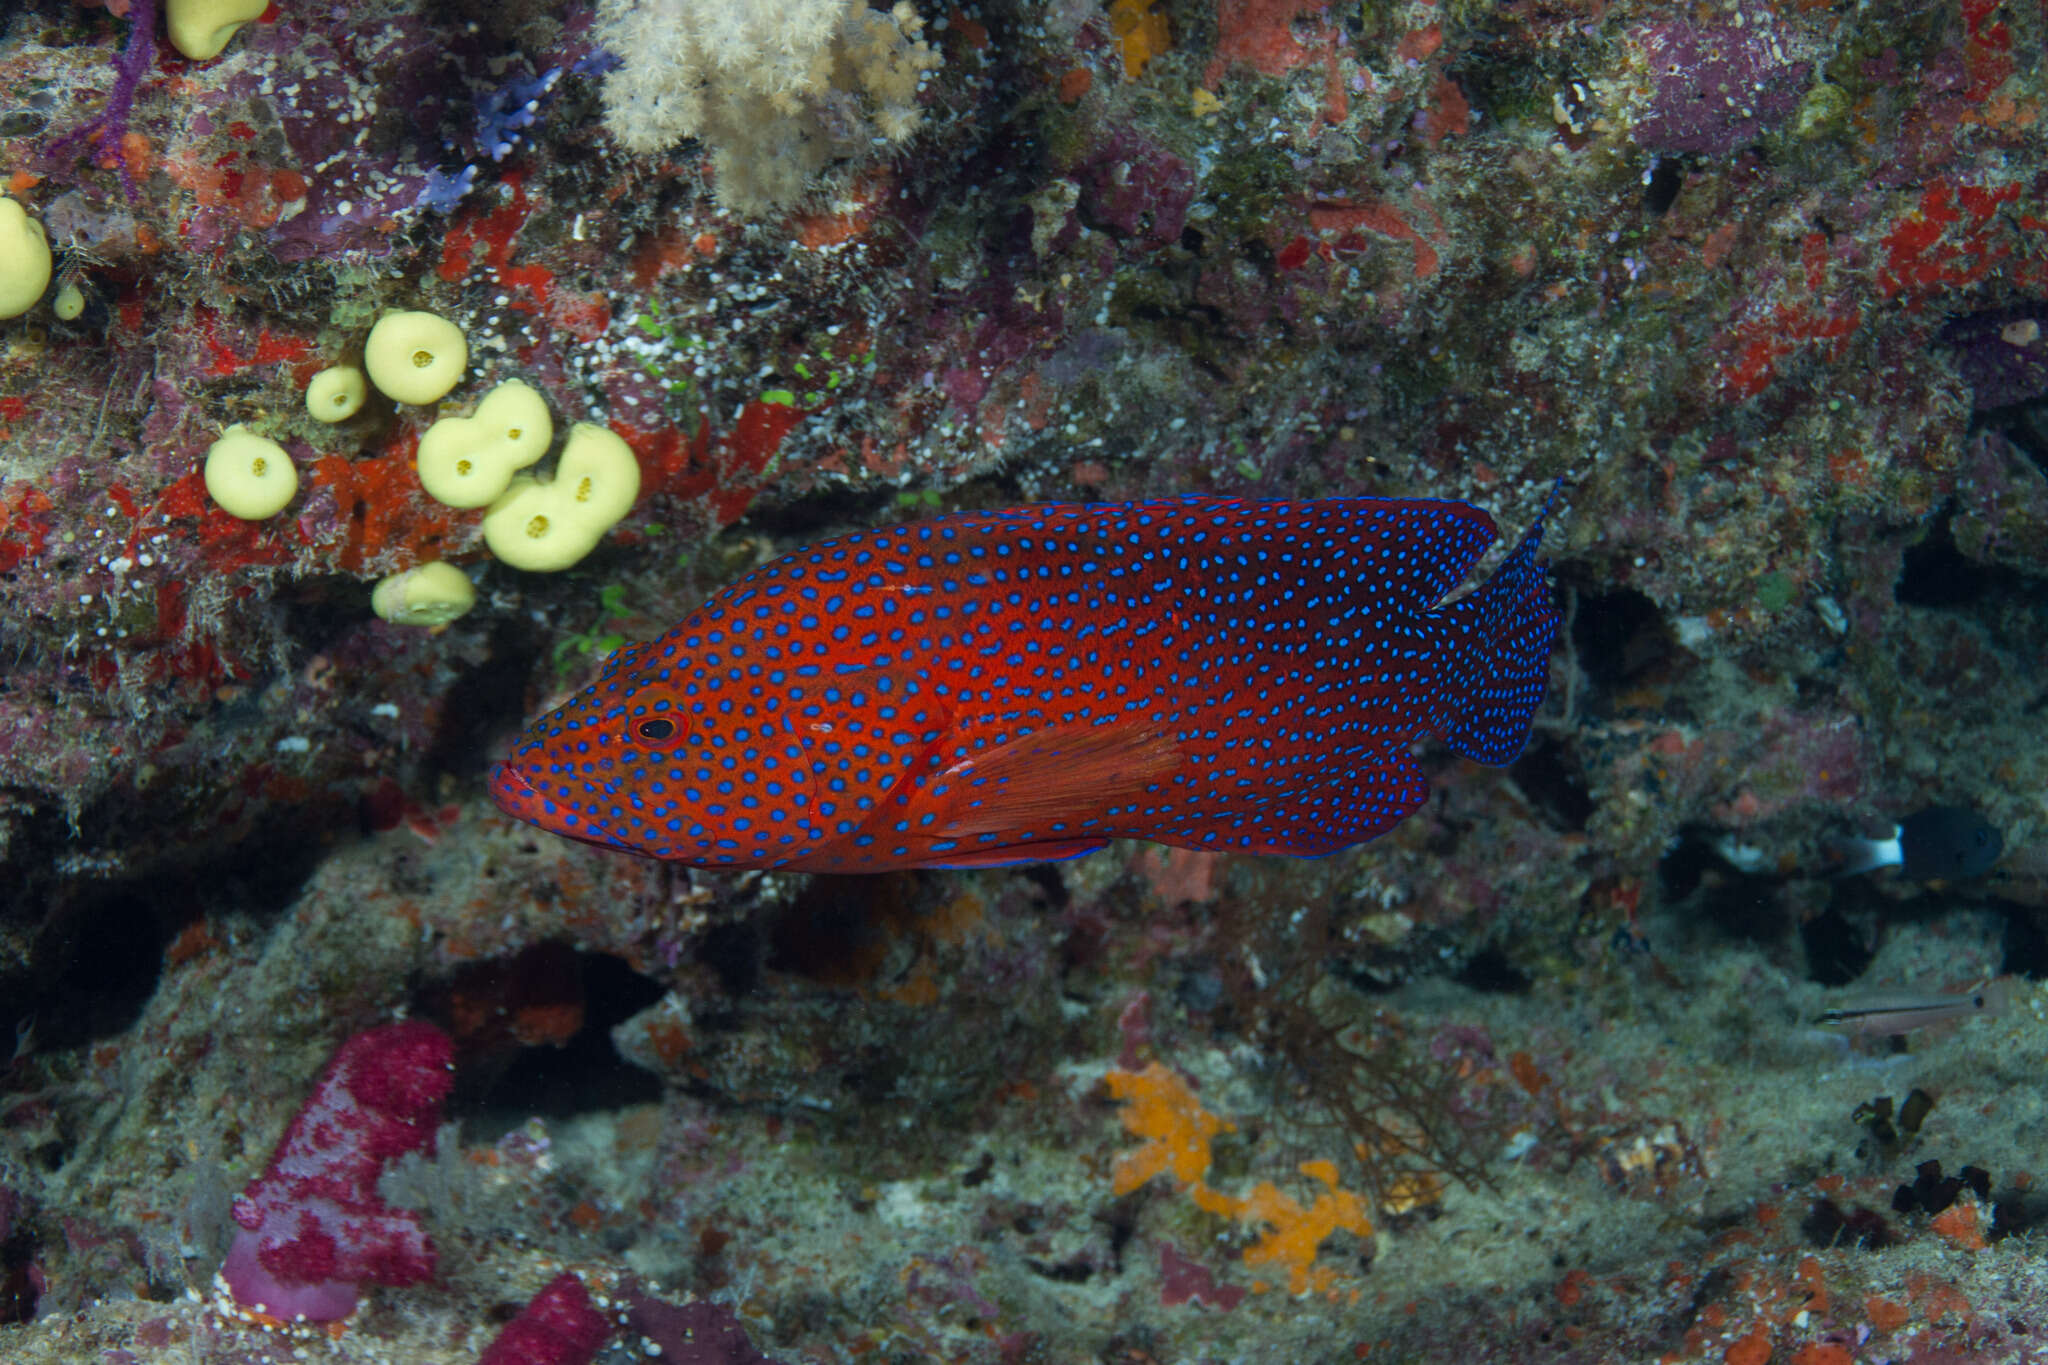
488, 760, 642, 855
487, 760, 544, 823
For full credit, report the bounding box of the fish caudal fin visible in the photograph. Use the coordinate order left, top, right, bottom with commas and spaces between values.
1430, 483, 1562, 766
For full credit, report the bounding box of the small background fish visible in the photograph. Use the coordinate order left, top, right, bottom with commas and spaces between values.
1830, 805, 2004, 882
1814, 978, 2016, 1036
492, 492, 1561, 872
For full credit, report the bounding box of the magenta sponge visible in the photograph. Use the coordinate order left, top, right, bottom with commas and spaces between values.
221, 1020, 455, 1321
477, 1273, 612, 1365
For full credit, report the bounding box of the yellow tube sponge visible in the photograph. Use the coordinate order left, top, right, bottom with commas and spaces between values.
0, 197, 53, 319
364, 310, 467, 405
166, 0, 268, 60
482, 423, 642, 571
415, 379, 553, 508
204, 426, 298, 520
371, 562, 477, 626
306, 365, 368, 423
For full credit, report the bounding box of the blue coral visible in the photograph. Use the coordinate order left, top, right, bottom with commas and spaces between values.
414, 163, 479, 215
418, 58, 609, 213
478, 67, 565, 162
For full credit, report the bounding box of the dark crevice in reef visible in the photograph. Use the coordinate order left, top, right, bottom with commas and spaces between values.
1895, 510, 2048, 653
1509, 730, 1594, 832
0, 1216, 38, 1324
1703, 870, 1795, 947
276, 574, 393, 664
1656, 834, 1722, 904
1657, 834, 1793, 946
1895, 511, 1994, 609
1999, 902, 2048, 980
1568, 585, 1682, 704
3, 807, 330, 1056
21, 887, 170, 1054
0, 610, 552, 1057
701, 918, 766, 998
1964, 381, 2048, 480
1657, 832, 1878, 984
765, 872, 921, 989
422, 615, 548, 785
1456, 945, 1533, 994
1642, 154, 1686, 215
429, 945, 666, 1138
738, 479, 903, 544
1800, 901, 1876, 987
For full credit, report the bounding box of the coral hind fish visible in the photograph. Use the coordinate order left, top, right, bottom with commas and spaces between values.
490, 489, 1563, 872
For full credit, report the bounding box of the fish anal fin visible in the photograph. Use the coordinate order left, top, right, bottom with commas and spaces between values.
929, 721, 1180, 841
1227, 748, 1431, 859
915, 839, 1108, 869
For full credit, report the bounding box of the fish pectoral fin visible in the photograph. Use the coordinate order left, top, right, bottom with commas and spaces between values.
915, 839, 1109, 869
927, 719, 1181, 840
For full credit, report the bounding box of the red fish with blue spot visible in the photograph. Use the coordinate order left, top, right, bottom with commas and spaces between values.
490, 491, 1562, 872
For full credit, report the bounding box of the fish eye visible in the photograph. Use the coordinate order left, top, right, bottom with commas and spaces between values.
636, 718, 675, 741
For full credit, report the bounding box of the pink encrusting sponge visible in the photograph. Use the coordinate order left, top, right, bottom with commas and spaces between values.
221, 1020, 455, 1321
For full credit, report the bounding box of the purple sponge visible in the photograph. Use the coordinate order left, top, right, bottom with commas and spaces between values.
1631, 18, 1809, 157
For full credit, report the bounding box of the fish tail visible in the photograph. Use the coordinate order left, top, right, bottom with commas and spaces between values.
1430, 481, 1563, 766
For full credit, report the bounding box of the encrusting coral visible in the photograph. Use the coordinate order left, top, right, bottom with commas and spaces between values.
1106, 1062, 1375, 1296
594, 0, 940, 213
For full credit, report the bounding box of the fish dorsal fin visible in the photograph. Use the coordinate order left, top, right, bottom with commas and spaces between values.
598, 639, 651, 681
924, 719, 1182, 841
1298, 496, 1502, 610
1185, 495, 1502, 612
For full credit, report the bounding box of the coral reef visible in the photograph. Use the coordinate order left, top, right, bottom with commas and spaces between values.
1, 0, 2047, 1360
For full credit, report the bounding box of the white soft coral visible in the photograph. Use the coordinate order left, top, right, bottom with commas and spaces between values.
595, 0, 940, 214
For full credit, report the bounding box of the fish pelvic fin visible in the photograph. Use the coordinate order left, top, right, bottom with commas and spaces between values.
1429, 481, 1563, 767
